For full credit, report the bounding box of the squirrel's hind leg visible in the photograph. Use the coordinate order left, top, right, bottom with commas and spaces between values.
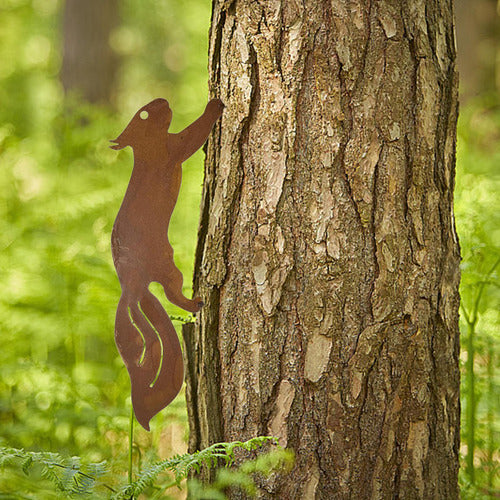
155, 265, 203, 313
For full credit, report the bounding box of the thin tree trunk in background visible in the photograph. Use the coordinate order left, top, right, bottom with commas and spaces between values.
455, 0, 499, 99
61, 0, 119, 104
184, 0, 461, 498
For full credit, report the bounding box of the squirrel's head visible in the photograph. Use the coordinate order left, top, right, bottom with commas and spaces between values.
110, 98, 173, 151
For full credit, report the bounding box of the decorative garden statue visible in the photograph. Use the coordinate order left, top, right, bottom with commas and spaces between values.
110, 98, 224, 430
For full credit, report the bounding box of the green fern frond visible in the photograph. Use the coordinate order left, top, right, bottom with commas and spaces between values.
111, 436, 277, 499
189, 447, 294, 500
0, 437, 287, 498
169, 314, 195, 323
0, 447, 108, 495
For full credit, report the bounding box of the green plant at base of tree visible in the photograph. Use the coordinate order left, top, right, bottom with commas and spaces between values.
0, 436, 293, 499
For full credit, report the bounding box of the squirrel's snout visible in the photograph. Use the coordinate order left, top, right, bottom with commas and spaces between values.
109, 139, 124, 150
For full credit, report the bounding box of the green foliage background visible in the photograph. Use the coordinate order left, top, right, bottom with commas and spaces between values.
0, 0, 498, 497
0, 0, 211, 496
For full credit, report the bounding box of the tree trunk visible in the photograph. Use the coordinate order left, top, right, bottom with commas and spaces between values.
61, 0, 119, 104
183, 0, 461, 498
455, 0, 499, 99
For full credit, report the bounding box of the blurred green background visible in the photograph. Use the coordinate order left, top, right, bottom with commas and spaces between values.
0, 0, 498, 497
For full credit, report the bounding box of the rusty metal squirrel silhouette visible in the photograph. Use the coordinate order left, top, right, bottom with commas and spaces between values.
110, 98, 224, 430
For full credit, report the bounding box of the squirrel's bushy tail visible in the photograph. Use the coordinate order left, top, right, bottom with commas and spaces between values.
115, 289, 183, 431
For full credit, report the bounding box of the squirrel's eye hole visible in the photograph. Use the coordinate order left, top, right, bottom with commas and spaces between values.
140, 110, 149, 120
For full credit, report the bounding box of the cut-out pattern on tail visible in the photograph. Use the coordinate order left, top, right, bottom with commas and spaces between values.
115, 290, 183, 430
110, 98, 224, 430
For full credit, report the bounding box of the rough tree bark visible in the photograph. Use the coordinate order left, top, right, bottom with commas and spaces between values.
183, 0, 460, 498
61, 0, 119, 104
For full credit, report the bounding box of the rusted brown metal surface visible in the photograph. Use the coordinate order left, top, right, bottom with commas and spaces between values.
110, 98, 224, 430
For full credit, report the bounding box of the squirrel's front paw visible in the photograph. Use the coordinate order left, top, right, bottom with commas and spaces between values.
208, 99, 225, 117
193, 296, 205, 312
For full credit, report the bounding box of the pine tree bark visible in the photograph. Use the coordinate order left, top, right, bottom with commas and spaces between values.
183, 0, 460, 498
